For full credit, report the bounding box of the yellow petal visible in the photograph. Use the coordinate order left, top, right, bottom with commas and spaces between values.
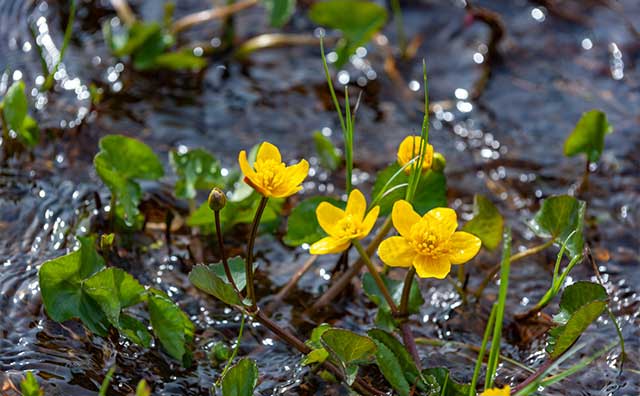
345, 189, 366, 220
392, 200, 421, 237
378, 236, 415, 268
448, 231, 481, 265
413, 254, 451, 279
316, 202, 345, 236
480, 386, 511, 396
397, 136, 420, 167
309, 236, 350, 255
239, 150, 267, 195
285, 159, 309, 188
360, 206, 380, 238
271, 185, 303, 198
425, 207, 458, 238
256, 141, 282, 163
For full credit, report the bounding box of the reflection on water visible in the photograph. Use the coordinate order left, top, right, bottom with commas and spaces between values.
1, 0, 639, 395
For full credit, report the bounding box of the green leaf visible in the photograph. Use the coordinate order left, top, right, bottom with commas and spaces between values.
372, 164, 446, 216
94, 134, 163, 224
547, 281, 608, 358
148, 292, 195, 365
99, 367, 116, 396
320, 329, 377, 365
374, 341, 410, 396
462, 194, 503, 251
109, 21, 163, 57
368, 329, 419, 381
39, 236, 110, 335
152, 48, 208, 71
1, 81, 39, 147
118, 314, 152, 347
529, 195, 586, 259
421, 367, 470, 396
262, 0, 296, 27
363, 273, 424, 329
83, 267, 146, 327
564, 110, 612, 163
210, 256, 248, 291
135, 379, 151, 396
313, 131, 341, 171
284, 196, 344, 246
20, 372, 43, 396
302, 323, 332, 366
170, 148, 222, 200
302, 348, 329, 366
189, 264, 243, 306
221, 358, 259, 396
309, 0, 387, 65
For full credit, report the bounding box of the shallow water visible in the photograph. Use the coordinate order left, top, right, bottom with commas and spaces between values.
0, 0, 638, 395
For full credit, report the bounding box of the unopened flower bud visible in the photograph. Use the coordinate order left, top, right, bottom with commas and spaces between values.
432, 152, 446, 172
208, 187, 227, 211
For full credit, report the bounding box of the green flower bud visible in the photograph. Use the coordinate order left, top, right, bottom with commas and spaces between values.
208, 187, 227, 211
432, 152, 446, 172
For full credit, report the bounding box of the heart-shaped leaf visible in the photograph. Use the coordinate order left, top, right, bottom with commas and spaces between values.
148, 290, 195, 365
221, 358, 259, 396
170, 148, 223, 200
529, 195, 586, 259
462, 194, 503, 251
564, 110, 612, 163
189, 264, 243, 306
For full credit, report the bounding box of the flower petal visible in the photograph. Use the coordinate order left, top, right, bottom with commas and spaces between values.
256, 141, 282, 163
448, 231, 481, 264
310, 236, 350, 255
425, 207, 458, 238
378, 236, 415, 268
345, 189, 367, 221
316, 202, 345, 236
392, 200, 421, 237
360, 206, 380, 238
285, 159, 309, 188
413, 254, 451, 279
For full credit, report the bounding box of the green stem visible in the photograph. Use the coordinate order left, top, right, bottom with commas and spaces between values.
352, 239, 398, 312
399, 267, 416, 314
245, 196, 268, 310
390, 0, 407, 57
214, 209, 239, 292
216, 313, 245, 385
398, 267, 421, 368
468, 304, 497, 396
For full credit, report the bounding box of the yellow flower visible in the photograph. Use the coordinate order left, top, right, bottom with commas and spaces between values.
378, 200, 481, 278
397, 136, 434, 174
238, 141, 309, 198
310, 189, 380, 255
480, 385, 511, 396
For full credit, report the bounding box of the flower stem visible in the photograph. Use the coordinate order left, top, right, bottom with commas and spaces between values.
352, 239, 398, 312
399, 267, 416, 314
214, 209, 239, 292
245, 196, 268, 310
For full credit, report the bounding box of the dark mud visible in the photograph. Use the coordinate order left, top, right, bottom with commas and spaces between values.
0, 0, 638, 395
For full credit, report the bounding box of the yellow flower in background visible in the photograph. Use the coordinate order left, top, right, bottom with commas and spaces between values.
310, 189, 380, 255
378, 200, 481, 278
397, 136, 434, 174
480, 385, 511, 396
238, 141, 309, 198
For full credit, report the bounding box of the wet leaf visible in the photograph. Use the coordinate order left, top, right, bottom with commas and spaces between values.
39, 236, 110, 335
421, 367, 470, 396
374, 341, 410, 396
189, 264, 243, 306
564, 110, 612, 163
1, 81, 39, 147
462, 194, 503, 250
221, 358, 259, 396
170, 148, 223, 200
372, 164, 447, 216
94, 135, 163, 225
148, 291, 195, 365
302, 323, 331, 366
309, 0, 387, 65
363, 273, 424, 329
369, 329, 419, 396
20, 372, 43, 396
320, 329, 377, 366
118, 314, 152, 348
83, 267, 146, 327
529, 195, 586, 259
314, 131, 341, 171
284, 196, 344, 246
547, 281, 608, 358
262, 0, 296, 27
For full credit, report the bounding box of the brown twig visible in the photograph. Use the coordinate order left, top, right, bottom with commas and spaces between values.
109, 0, 136, 26
171, 0, 259, 34
273, 255, 318, 302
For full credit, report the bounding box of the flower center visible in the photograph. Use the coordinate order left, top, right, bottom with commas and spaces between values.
411, 231, 446, 257
336, 215, 361, 238
254, 159, 286, 190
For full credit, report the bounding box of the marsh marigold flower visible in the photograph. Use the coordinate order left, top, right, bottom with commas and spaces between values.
310, 189, 380, 255
397, 136, 434, 174
378, 200, 481, 278
480, 386, 511, 396
238, 141, 309, 198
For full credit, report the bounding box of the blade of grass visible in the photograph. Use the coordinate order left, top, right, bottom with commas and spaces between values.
485, 227, 511, 390
537, 341, 616, 388
468, 304, 497, 396
43, 0, 77, 92
99, 366, 116, 396
405, 60, 429, 202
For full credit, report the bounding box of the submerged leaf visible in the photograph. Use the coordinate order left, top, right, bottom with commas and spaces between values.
20, 372, 43, 396
462, 194, 503, 251
564, 110, 612, 163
